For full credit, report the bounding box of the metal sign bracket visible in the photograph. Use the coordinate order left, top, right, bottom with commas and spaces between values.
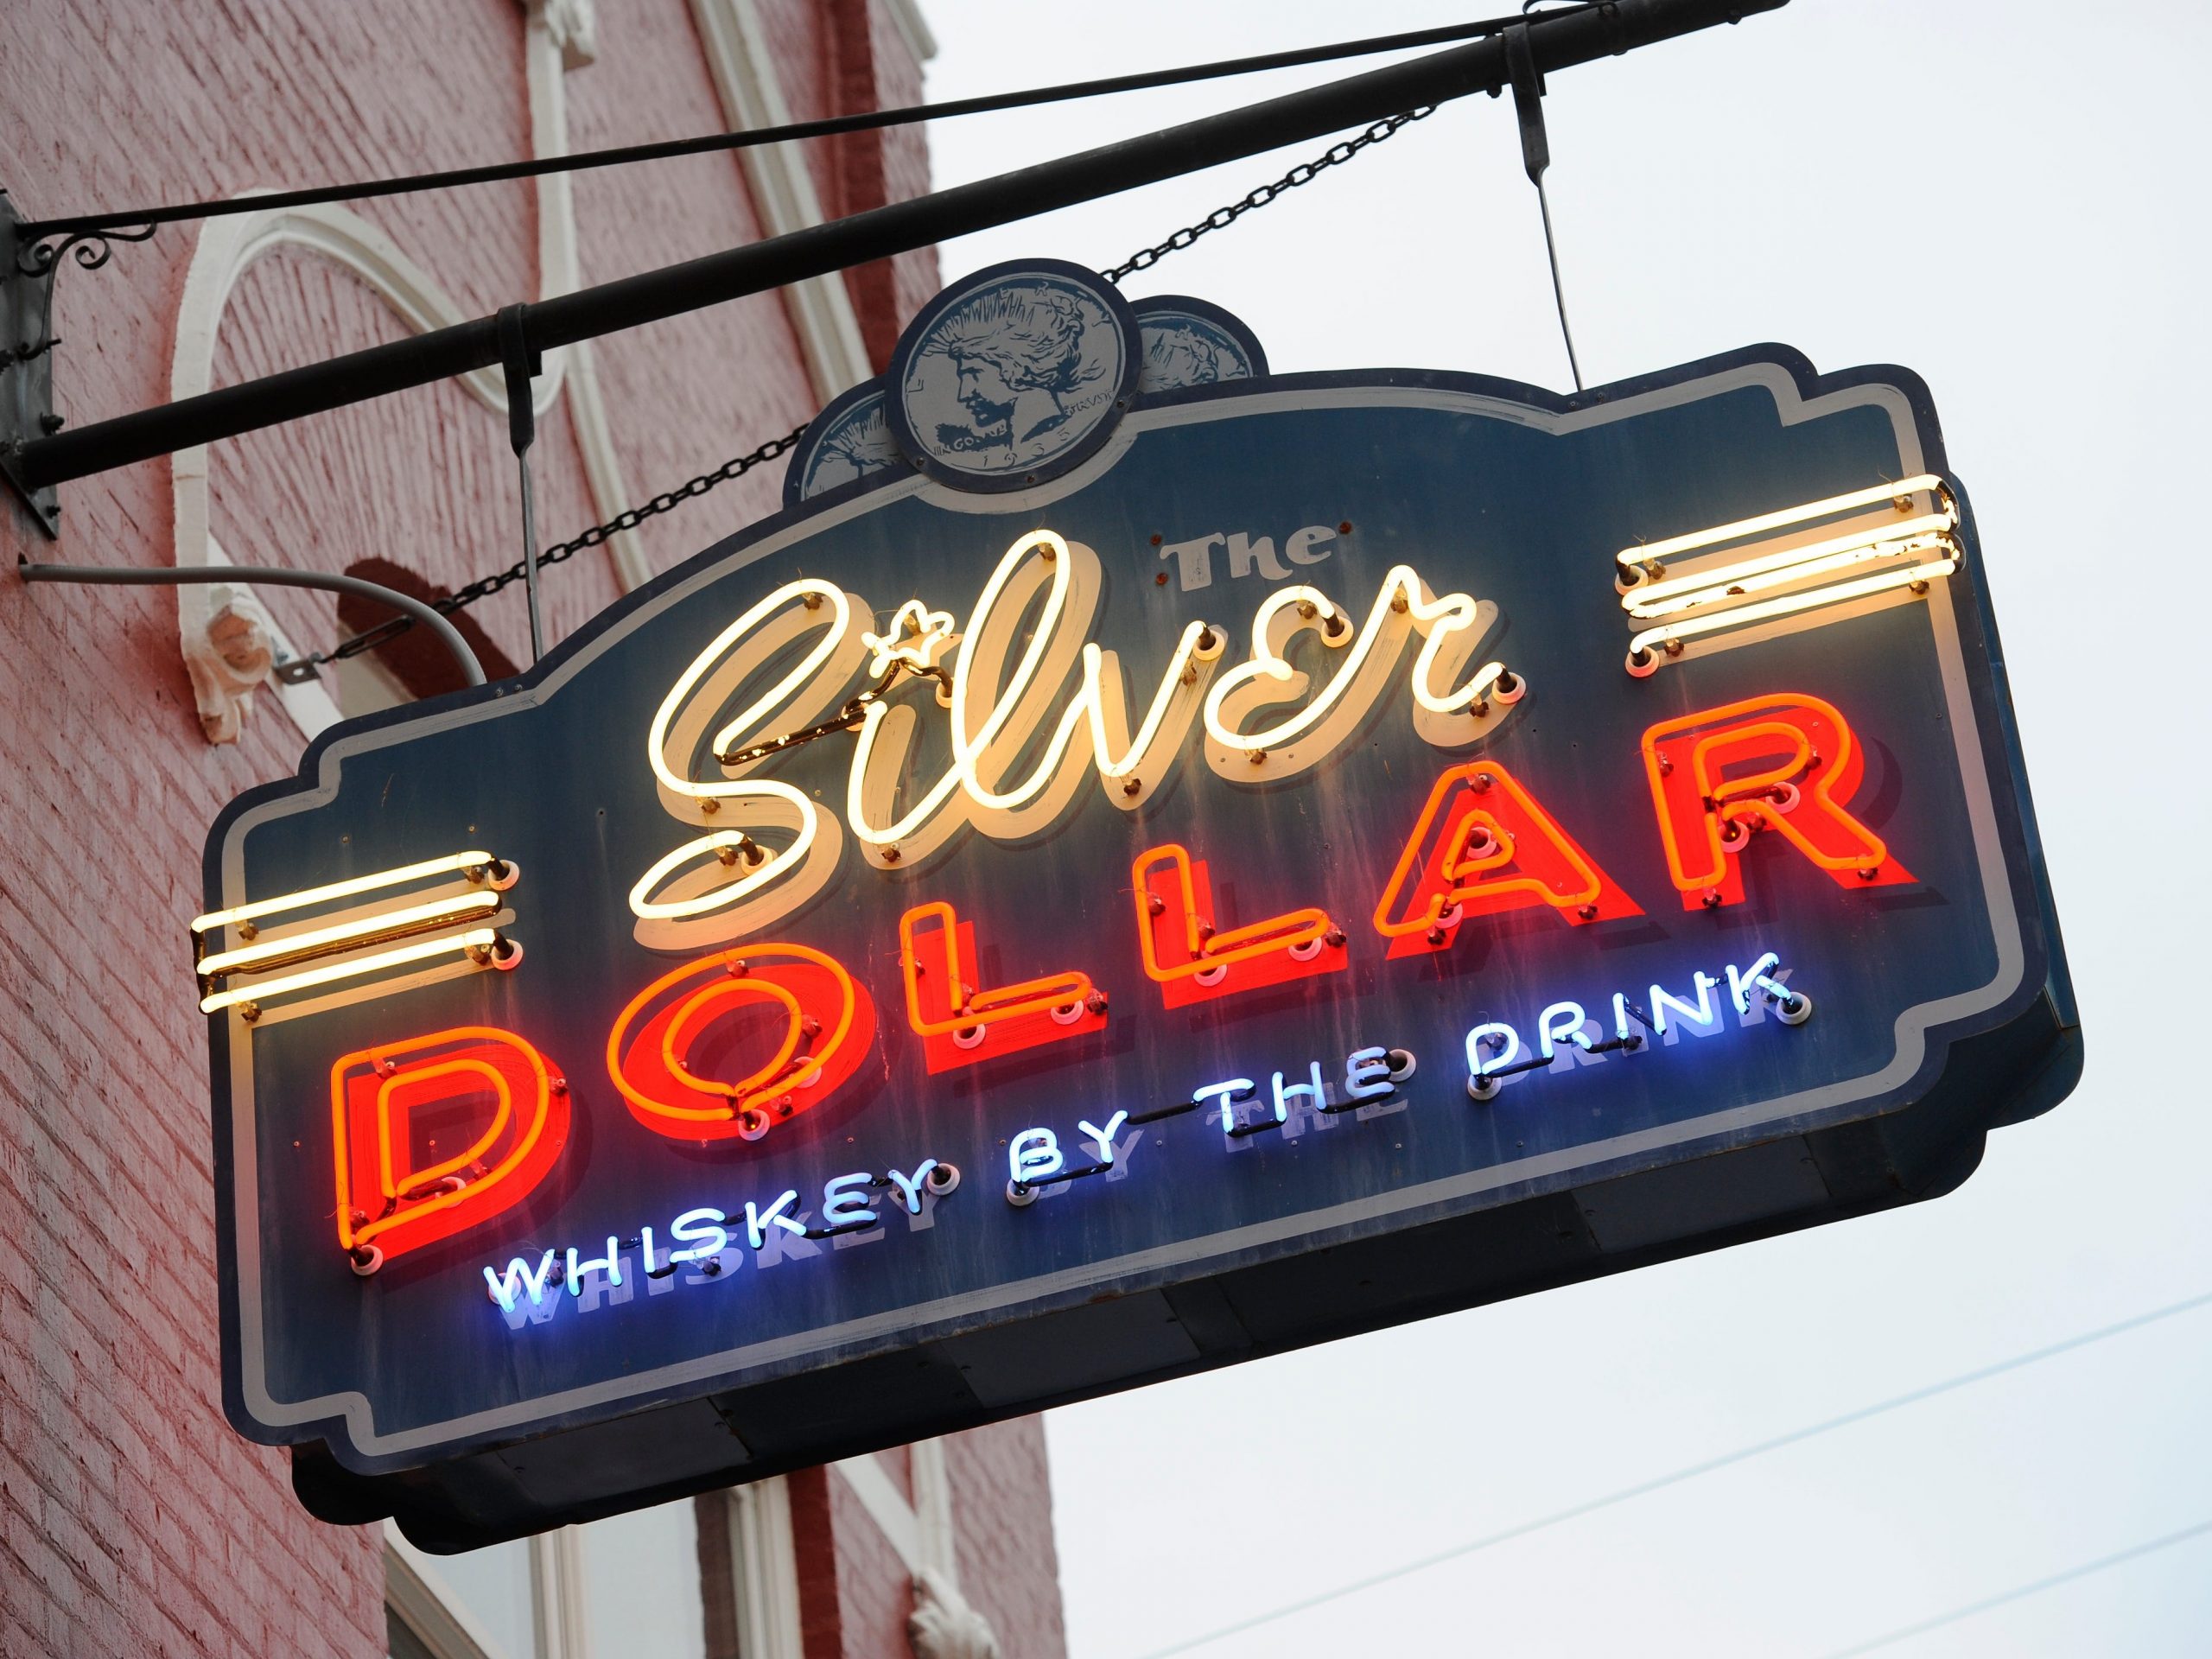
1, 188, 62, 537
0, 185, 155, 537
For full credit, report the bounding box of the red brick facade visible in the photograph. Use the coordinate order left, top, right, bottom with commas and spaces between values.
0, 5, 1065, 1656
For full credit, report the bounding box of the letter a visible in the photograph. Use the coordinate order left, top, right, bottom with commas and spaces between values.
1373, 762, 1642, 959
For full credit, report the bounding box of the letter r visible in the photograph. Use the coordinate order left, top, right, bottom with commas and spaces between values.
1641, 693, 1913, 910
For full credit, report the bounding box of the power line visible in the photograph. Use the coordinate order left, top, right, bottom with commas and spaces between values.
1134, 1287, 2212, 1659
11, 7, 1599, 239
1819, 1518, 2212, 1658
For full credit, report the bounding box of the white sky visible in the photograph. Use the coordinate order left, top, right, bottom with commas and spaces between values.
920, 3, 2212, 1655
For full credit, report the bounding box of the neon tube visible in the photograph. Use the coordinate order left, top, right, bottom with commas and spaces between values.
649, 579, 853, 800
1203, 564, 1499, 755
605, 944, 861, 1129
196, 890, 501, 978
1622, 523, 1956, 620
1372, 765, 1607, 940
1615, 474, 1948, 575
1132, 843, 1332, 982
201, 927, 500, 1014
192, 849, 499, 934
860, 600, 960, 675
376, 1058, 512, 1202
898, 901, 1096, 1037
333, 1027, 557, 1257
1627, 556, 1958, 665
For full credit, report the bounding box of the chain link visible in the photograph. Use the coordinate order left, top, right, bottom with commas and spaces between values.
315, 425, 805, 664
314, 107, 1433, 667
1103, 107, 1434, 283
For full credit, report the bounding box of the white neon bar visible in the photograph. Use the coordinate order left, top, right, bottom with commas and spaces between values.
196, 890, 502, 977
1616, 474, 1947, 574
191, 849, 498, 934
1622, 514, 1956, 620
1627, 556, 1959, 663
199, 928, 500, 1014
1625, 531, 1957, 625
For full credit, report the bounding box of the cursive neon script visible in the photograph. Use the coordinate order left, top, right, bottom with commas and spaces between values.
632, 529, 1514, 949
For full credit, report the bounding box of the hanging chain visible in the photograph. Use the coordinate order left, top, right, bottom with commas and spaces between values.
313, 426, 805, 665
1103, 107, 1434, 283
309, 108, 1433, 669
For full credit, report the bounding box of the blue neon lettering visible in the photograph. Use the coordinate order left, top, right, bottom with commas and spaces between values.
483, 1250, 558, 1313
1009, 1128, 1063, 1185
744, 1190, 804, 1249
1272, 1063, 1325, 1122
822, 1172, 880, 1228
565, 1236, 623, 1297
1344, 1046, 1395, 1100
1538, 1001, 1594, 1058
1725, 955, 1778, 1021
1195, 1077, 1257, 1133
1077, 1111, 1130, 1164
1650, 972, 1721, 1036
886, 1159, 940, 1215
669, 1206, 730, 1263
1465, 1022, 1522, 1079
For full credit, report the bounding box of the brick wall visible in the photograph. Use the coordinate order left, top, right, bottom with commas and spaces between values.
0, 5, 1063, 1657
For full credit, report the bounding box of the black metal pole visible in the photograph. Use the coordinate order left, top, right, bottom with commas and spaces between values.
14, 0, 1782, 493
7, 11, 1596, 241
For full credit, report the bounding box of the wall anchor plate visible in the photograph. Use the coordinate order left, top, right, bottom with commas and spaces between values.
1, 187, 62, 538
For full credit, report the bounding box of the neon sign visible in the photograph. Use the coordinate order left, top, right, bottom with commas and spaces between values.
197, 302, 2074, 1548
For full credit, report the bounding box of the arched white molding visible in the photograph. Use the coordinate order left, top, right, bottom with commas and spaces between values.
836, 1445, 1000, 1659
522, 0, 654, 597
688, 0, 875, 403
173, 0, 651, 745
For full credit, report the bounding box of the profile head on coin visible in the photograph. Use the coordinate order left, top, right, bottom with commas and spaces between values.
1132, 296, 1268, 397
784, 383, 899, 509
888, 260, 1140, 493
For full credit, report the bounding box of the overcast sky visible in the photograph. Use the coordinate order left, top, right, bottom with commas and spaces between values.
920, 3, 2212, 1655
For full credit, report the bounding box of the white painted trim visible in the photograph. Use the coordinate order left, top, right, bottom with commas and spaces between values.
384, 1525, 511, 1659
728, 1478, 808, 1659
523, 2, 653, 594
909, 1439, 959, 1583
835, 1452, 925, 1573
170, 3, 650, 746
688, 0, 875, 403
533, 1529, 592, 1659
880, 0, 938, 66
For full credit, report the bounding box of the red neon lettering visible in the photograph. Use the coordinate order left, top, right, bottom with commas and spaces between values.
331, 1027, 569, 1265
1133, 842, 1344, 1007
1373, 761, 1643, 958
607, 944, 875, 1141
899, 900, 1105, 1074
1642, 692, 1913, 909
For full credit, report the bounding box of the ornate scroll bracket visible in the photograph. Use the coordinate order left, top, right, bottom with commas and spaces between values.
1, 184, 156, 537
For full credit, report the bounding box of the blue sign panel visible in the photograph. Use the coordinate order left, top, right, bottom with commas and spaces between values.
202, 267, 2078, 1548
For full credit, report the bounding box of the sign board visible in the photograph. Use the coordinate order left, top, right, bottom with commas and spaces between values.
200, 262, 2080, 1548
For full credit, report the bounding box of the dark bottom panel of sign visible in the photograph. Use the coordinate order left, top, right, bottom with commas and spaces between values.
304, 988, 2082, 1554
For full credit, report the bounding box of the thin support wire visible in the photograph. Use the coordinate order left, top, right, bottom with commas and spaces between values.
1535, 173, 1583, 391
15, 561, 486, 687
518, 454, 543, 664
